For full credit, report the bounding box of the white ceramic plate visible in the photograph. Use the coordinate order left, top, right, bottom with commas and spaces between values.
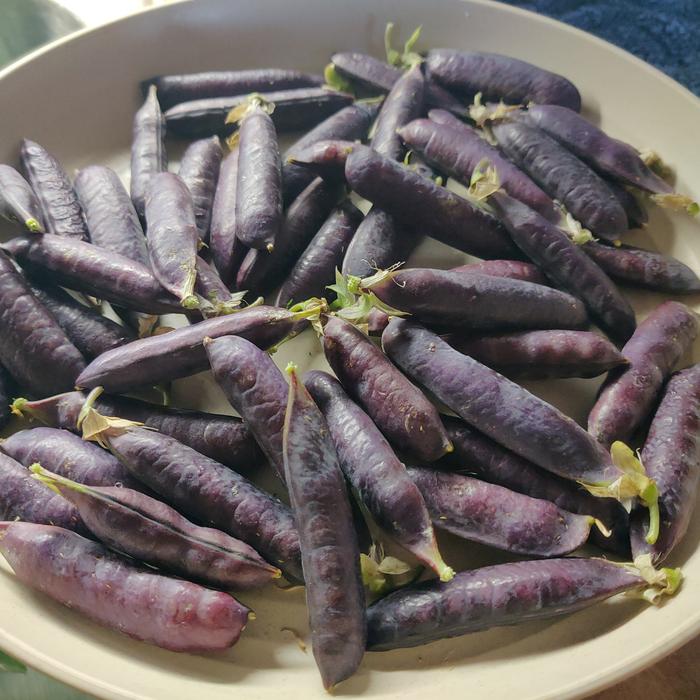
1, 1, 700, 698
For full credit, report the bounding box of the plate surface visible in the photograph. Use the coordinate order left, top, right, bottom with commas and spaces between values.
1, 1, 700, 699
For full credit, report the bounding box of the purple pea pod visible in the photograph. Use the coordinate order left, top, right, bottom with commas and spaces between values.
276, 200, 362, 307
605, 178, 648, 229
27, 278, 135, 360
0, 522, 251, 652
345, 145, 521, 260
323, 316, 452, 462
490, 191, 636, 342
75, 304, 310, 393
145, 172, 199, 308
304, 370, 453, 580
0, 452, 84, 533
402, 113, 559, 221
285, 138, 357, 182
582, 241, 700, 295
408, 467, 596, 557
130, 85, 167, 221
283, 364, 365, 690
425, 49, 581, 110
73, 165, 149, 266
12, 390, 265, 472
177, 136, 223, 243
631, 365, 700, 563
20, 139, 88, 240
451, 259, 549, 285
361, 267, 588, 331
164, 88, 354, 139
0, 164, 44, 232
2, 235, 184, 315
589, 301, 698, 448
205, 335, 288, 483
145, 68, 323, 110
233, 99, 282, 252
0, 365, 12, 430
366, 557, 680, 651
0, 249, 85, 395
32, 466, 280, 589
491, 120, 627, 240
194, 256, 245, 316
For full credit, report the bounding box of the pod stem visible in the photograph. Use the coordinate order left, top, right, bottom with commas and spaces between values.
384, 22, 423, 70
10, 397, 28, 418
25, 217, 43, 233
78, 386, 146, 448
30, 463, 89, 497
620, 554, 683, 604
225, 93, 276, 127
323, 63, 355, 95
468, 158, 502, 202
650, 192, 699, 216
468, 92, 521, 127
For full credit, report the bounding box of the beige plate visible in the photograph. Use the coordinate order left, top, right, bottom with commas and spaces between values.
1, 0, 700, 698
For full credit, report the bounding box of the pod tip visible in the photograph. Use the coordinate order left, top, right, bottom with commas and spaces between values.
10, 397, 28, 417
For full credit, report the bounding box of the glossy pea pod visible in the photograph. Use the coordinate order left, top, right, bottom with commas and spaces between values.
425, 49, 581, 110
283, 365, 365, 690
285, 138, 357, 181
0, 164, 44, 232
33, 467, 280, 589
144, 172, 199, 307
130, 85, 167, 221
0, 249, 85, 395
73, 165, 150, 266
75, 305, 303, 393
630, 365, 700, 563
0, 522, 250, 652
13, 390, 265, 473
323, 316, 452, 463
0, 365, 12, 430
276, 200, 362, 307
490, 191, 636, 342
588, 301, 698, 448
407, 466, 595, 557
19, 139, 88, 240
491, 120, 627, 240
304, 370, 453, 580
205, 335, 288, 483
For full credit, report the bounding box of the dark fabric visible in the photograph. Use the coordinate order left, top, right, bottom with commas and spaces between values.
501, 0, 700, 94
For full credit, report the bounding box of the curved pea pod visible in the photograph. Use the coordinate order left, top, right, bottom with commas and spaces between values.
283, 102, 379, 203
234, 101, 282, 252
490, 192, 636, 342
145, 172, 199, 307
408, 467, 595, 557
33, 466, 280, 589
323, 316, 452, 462
0, 452, 84, 533
362, 268, 588, 331
276, 200, 362, 307
402, 114, 559, 221
145, 68, 323, 110
446, 329, 626, 380
204, 335, 288, 483
304, 370, 453, 580
0, 250, 85, 395
283, 365, 365, 689
286, 139, 358, 181
27, 278, 135, 360
81, 417, 303, 582
73, 165, 149, 266
0, 164, 44, 232
345, 145, 521, 260
236, 178, 342, 295
130, 85, 167, 221
19, 139, 88, 240
0, 365, 12, 430
451, 259, 549, 286
366, 557, 680, 651
524, 105, 672, 194
164, 88, 354, 139
13, 391, 265, 472
177, 136, 223, 243
0, 522, 251, 652
589, 301, 698, 448
2, 235, 184, 315
605, 178, 648, 229
631, 365, 700, 563
425, 49, 581, 111
75, 305, 306, 393
491, 120, 627, 240
582, 241, 700, 295
194, 256, 245, 316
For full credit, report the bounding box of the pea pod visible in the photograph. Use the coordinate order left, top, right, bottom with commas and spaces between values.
0, 365, 12, 430
0, 164, 44, 232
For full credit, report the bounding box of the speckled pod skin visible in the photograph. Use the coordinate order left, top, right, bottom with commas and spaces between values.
0, 522, 250, 652
588, 301, 698, 448
0, 164, 44, 232
209, 146, 241, 286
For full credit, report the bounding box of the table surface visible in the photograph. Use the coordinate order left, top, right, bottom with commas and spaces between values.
0, 1, 698, 698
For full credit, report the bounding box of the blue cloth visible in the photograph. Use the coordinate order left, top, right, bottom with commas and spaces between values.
501, 0, 700, 94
